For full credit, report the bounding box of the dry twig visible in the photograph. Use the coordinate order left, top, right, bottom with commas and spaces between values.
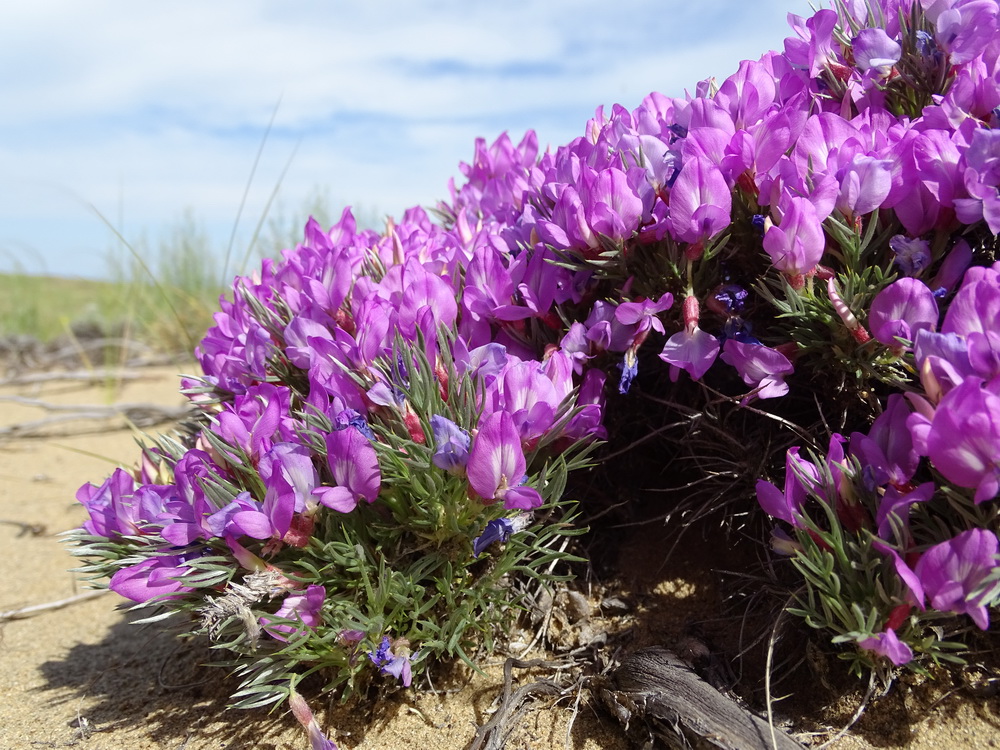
0, 589, 107, 622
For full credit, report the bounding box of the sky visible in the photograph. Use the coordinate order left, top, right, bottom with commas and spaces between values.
0, 0, 815, 280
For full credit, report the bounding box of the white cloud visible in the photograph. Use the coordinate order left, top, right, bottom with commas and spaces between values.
0, 0, 815, 277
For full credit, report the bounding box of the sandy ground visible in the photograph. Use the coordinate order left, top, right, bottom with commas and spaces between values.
1, 366, 998, 749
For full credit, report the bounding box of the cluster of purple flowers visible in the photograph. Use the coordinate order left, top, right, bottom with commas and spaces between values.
75, 207, 607, 627
758, 259, 1000, 664
73, 0, 1000, 725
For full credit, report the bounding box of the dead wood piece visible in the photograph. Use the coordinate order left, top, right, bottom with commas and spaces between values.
597, 647, 805, 750
0, 589, 107, 622
0, 398, 189, 438
0, 368, 149, 387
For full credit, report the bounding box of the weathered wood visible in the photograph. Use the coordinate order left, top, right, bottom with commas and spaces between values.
597, 647, 805, 750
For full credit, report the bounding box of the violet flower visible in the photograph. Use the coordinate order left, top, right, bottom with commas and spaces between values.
889, 235, 932, 276
668, 157, 733, 249
368, 635, 413, 687
466, 412, 542, 510
924, 377, 1000, 503
472, 517, 523, 558
852, 28, 902, 76
914, 529, 1000, 630
430, 415, 471, 475
313, 427, 381, 512
659, 295, 719, 381
719, 339, 795, 402
262, 585, 326, 641
857, 628, 913, 666
762, 196, 826, 281
868, 278, 939, 348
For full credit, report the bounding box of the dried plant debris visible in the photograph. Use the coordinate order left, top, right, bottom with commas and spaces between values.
596, 647, 804, 750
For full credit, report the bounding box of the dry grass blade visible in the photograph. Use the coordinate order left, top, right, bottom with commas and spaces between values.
468, 657, 575, 750
0, 590, 107, 622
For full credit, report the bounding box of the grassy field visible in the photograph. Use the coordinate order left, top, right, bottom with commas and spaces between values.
0, 189, 380, 358
0, 270, 222, 357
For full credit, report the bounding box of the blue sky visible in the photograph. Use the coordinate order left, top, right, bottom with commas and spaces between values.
0, 0, 815, 279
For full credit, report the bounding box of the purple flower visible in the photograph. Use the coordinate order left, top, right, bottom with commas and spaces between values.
857, 629, 913, 666
868, 278, 939, 348
719, 339, 795, 402
762, 196, 825, 279
852, 28, 901, 76
466, 412, 542, 510
941, 265, 1000, 340
109, 553, 198, 603
850, 395, 920, 489
313, 427, 381, 512
262, 585, 326, 641
914, 529, 1000, 629
836, 156, 893, 220
872, 540, 926, 609
430, 415, 471, 475
614, 294, 673, 338
289, 689, 339, 750
930, 0, 999, 64
76, 468, 161, 539
472, 517, 519, 558
889, 235, 932, 276
368, 635, 413, 687
668, 157, 733, 248
924, 377, 1000, 503
875, 482, 935, 546
659, 295, 719, 381
487, 361, 559, 443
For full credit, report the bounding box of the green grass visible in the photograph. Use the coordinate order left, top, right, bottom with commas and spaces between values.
0, 187, 383, 359
0, 272, 130, 343
0, 212, 226, 358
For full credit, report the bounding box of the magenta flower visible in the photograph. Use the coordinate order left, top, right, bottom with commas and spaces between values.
914, 529, 1000, 630
852, 28, 901, 76
668, 156, 733, 248
262, 585, 326, 641
756, 447, 819, 527
762, 196, 826, 279
924, 377, 1000, 503
857, 628, 913, 665
109, 554, 197, 603
719, 339, 795, 401
467, 412, 542, 510
658, 295, 719, 381
868, 278, 939, 348
313, 427, 381, 512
